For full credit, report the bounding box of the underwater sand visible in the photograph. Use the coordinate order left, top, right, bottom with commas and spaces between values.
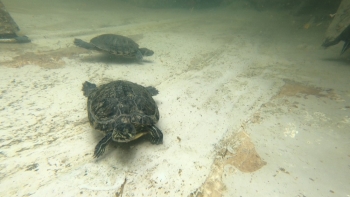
0, 0, 349, 196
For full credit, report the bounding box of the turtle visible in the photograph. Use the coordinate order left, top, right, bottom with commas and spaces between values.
0, 1, 30, 43
323, 25, 350, 54
74, 34, 154, 61
82, 80, 163, 158
322, 0, 350, 54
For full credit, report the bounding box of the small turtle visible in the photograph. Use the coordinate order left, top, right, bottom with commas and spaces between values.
74, 34, 154, 60
82, 80, 163, 158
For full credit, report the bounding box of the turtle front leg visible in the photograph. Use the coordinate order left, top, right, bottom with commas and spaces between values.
135, 50, 143, 61
148, 125, 163, 145
94, 132, 112, 158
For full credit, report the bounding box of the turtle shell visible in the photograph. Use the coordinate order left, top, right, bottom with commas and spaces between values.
90, 34, 140, 57
87, 80, 159, 136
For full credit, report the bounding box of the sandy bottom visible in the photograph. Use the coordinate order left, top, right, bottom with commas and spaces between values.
1, 0, 349, 196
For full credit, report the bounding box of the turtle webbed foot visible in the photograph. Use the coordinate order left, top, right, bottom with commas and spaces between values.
14, 36, 31, 43
148, 125, 163, 145
341, 40, 350, 55
82, 81, 97, 97
146, 86, 159, 96
94, 133, 112, 158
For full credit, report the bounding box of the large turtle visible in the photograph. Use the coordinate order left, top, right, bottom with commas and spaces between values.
322, 0, 350, 54
82, 80, 163, 158
74, 34, 154, 61
0, 1, 30, 43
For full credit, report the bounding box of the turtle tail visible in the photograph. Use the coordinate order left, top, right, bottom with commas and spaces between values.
74, 38, 96, 50
82, 81, 97, 97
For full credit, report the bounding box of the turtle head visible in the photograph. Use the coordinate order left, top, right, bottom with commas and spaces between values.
82, 81, 97, 97
139, 48, 154, 57
112, 123, 138, 143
